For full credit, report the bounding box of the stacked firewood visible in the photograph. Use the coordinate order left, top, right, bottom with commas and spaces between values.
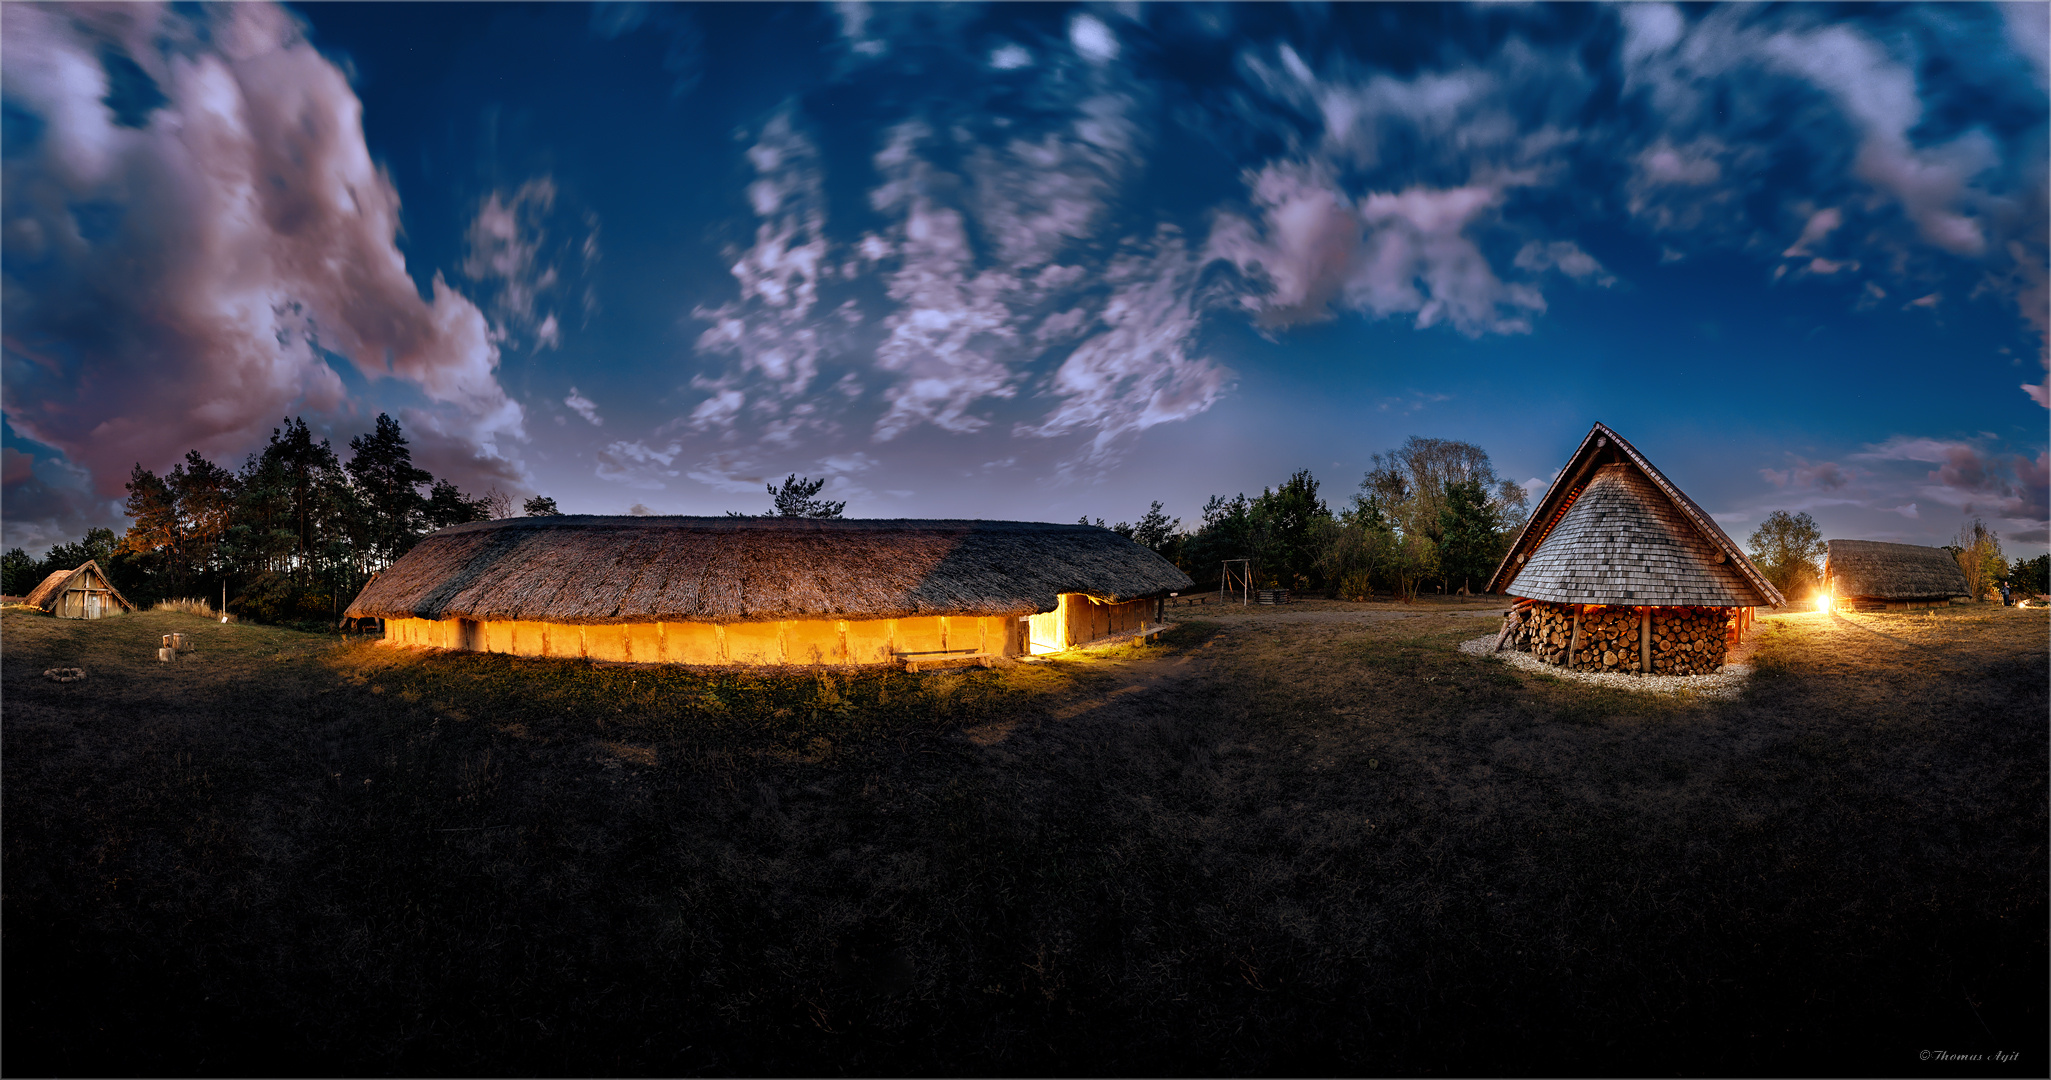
1649, 607, 1730, 675
1500, 601, 1732, 675
1517, 603, 1571, 662
1566, 605, 1643, 673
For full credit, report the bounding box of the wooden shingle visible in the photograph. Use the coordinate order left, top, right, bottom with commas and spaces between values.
1487, 424, 1783, 608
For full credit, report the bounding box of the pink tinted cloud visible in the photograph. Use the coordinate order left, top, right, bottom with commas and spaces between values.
0, 3, 524, 500
1209, 165, 1569, 337
1855, 435, 2051, 533
1760, 456, 1852, 491
1215, 44, 1616, 338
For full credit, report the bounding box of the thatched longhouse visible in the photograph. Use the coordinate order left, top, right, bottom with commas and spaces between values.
24, 561, 133, 619
1823, 540, 1971, 611
344, 516, 1193, 666
1486, 423, 1784, 676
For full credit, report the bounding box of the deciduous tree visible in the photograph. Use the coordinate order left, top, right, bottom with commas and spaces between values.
1747, 510, 1825, 599
1954, 519, 2004, 601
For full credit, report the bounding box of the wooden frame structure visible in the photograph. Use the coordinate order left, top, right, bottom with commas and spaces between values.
1220, 559, 1253, 606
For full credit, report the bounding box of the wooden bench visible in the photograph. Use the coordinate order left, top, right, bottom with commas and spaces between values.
895, 649, 1005, 673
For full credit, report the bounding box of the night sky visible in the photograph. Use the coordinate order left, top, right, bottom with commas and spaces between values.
4, 2, 2046, 557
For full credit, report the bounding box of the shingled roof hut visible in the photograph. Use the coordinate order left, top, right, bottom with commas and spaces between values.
1485, 423, 1784, 676
23, 560, 134, 620
345, 516, 1193, 667
1823, 540, 1971, 611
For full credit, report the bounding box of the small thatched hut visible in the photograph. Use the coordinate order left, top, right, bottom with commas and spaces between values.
1486, 423, 1784, 676
344, 516, 1193, 666
1822, 540, 1971, 611
23, 560, 134, 619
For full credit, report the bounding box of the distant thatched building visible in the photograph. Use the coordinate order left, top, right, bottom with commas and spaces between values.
1823, 540, 1971, 611
1486, 423, 1784, 676
344, 516, 1193, 666
24, 561, 134, 620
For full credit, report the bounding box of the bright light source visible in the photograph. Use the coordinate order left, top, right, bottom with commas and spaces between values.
1814, 593, 1831, 613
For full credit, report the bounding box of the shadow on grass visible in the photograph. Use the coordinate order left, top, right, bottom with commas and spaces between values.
3, 606, 2044, 1076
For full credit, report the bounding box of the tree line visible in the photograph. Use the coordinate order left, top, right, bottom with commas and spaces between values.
13, 421, 2042, 620
2, 415, 532, 625
1083, 436, 1533, 600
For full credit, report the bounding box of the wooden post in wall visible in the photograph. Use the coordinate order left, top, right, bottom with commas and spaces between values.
1567, 605, 1583, 668
1640, 607, 1652, 673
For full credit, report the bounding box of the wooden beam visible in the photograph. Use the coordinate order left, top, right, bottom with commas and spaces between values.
1640, 606, 1651, 674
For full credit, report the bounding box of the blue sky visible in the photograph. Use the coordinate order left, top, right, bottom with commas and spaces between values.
4, 1, 2046, 557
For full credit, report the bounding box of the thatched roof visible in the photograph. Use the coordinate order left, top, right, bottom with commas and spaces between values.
1487, 424, 1783, 608
345, 516, 1194, 624
1824, 540, 1970, 600
22, 571, 69, 609
23, 561, 135, 613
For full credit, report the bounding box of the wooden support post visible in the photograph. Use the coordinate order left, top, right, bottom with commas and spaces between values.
1640, 607, 1651, 674
1566, 606, 1582, 668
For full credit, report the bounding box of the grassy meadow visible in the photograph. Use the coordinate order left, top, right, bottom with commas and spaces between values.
4, 600, 2044, 1075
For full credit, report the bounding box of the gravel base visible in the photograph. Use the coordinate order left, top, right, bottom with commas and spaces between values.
1458, 634, 1753, 700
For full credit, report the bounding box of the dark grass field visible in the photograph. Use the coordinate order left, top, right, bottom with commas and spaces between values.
4, 600, 2043, 1076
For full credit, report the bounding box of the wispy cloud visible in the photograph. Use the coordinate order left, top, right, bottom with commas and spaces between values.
564, 387, 603, 427
463, 177, 593, 353
692, 108, 832, 401
1618, 3, 2046, 398
684, 60, 1230, 478
595, 439, 682, 490
1211, 43, 1608, 337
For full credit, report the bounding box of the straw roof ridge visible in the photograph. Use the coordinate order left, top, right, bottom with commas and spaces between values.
1824, 539, 1971, 600
346, 516, 1195, 623
1486, 424, 1783, 607
23, 561, 135, 613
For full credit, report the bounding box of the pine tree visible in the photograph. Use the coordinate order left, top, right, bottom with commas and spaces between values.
766, 474, 845, 518
424, 480, 491, 529
1437, 477, 1498, 594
